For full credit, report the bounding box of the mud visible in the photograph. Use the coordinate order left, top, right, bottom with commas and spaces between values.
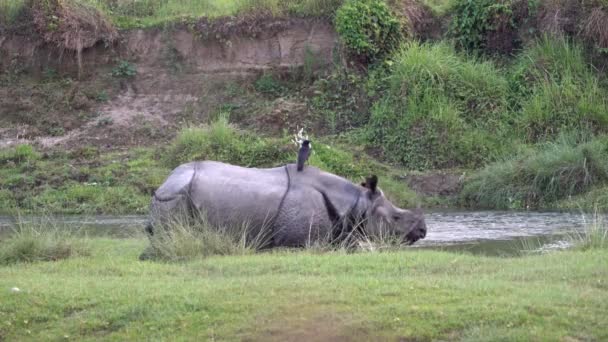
0, 18, 336, 77
403, 172, 463, 197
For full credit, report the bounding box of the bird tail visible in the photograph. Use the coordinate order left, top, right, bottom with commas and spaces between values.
297, 157, 304, 171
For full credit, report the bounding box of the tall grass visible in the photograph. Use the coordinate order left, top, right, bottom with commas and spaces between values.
569, 211, 608, 250
387, 41, 509, 124
0, 216, 90, 264
518, 75, 608, 141
461, 135, 608, 209
143, 214, 270, 261
365, 41, 510, 169
510, 37, 608, 141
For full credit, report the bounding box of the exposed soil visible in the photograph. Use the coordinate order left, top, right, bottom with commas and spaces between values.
248, 310, 373, 342
403, 172, 464, 196
0, 17, 338, 150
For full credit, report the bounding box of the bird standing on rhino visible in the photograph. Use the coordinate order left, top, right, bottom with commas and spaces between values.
297, 140, 311, 171
146, 161, 427, 249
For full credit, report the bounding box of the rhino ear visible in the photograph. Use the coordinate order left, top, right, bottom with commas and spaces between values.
364, 175, 378, 193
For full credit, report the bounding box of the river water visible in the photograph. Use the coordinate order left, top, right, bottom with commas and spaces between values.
0, 211, 591, 256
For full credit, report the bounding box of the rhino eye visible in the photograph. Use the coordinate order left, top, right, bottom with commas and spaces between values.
393, 215, 400, 221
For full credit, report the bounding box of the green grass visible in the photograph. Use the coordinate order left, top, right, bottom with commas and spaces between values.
0, 217, 90, 265
0, 237, 606, 340
0, 146, 168, 215
460, 135, 608, 210
164, 116, 291, 169
420, 0, 455, 16
510, 37, 608, 142
556, 185, 608, 211
0, 130, 425, 214
0, 0, 343, 29
365, 41, 511, 169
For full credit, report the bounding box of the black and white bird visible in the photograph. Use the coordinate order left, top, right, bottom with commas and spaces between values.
297, 140, 311, 171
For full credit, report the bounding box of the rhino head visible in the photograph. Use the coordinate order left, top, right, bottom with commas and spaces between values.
361, 175, 427, 245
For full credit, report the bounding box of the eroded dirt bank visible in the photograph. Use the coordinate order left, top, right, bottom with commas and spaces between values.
0, 18, 337, 148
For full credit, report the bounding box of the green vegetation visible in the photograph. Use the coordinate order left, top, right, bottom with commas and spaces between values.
449, 0, 520, 52
0, 0, 344, 29
142, 215, 262, 261
0, 147, 166, 215
460, 136, 608, 209
335, 0, 404, 62
568, 212, 608, 250
365, 41, 509, 169
0, 121, 424, 215
0, 218, 90, 265
510, 37, 608, 141
0, 236, 606, 340
164, 116, 290, 169
111, 60, 137, 78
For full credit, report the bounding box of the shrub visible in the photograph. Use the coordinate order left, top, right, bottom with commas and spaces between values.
460, 135, 608, 209
366, 92, 504, 169
335, 0, 404, 62
510, 36, 590, 95
556, 185, 608, 211
449, 0, 527, 53
254, 73, 284, 96
386, 41, 509, 125
310, 67, 371, 132
0, 217, 90, 265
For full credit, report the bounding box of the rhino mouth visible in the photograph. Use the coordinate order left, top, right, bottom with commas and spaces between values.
405, 226, 427, 245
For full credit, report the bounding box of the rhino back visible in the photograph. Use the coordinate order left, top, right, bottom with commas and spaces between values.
189, 161, 288, 229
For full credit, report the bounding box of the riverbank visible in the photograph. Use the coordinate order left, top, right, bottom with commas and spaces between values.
0, 237, 606, 340
2, 0, 608, 214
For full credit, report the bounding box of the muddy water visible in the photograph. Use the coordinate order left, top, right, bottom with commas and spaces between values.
0, 211, 589, 256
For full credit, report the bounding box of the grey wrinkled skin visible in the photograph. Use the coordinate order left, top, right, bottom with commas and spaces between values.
147, 161, 427, 247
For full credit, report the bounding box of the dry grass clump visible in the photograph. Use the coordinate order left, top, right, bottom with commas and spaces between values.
537, 0, 608, 49
392, 0, 439, 39
30, 0, 118, 76
536, 0, 579, 37
582, 7, 608, 48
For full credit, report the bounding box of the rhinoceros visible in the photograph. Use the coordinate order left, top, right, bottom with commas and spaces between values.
146, 161, 427, 248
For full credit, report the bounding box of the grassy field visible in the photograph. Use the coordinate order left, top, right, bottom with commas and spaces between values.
0, 237, 607, 340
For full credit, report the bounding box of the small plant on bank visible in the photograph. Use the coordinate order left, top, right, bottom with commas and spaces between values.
111, 60, 137, 78
254, 73, 284, 96
335, 0, 404, 62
